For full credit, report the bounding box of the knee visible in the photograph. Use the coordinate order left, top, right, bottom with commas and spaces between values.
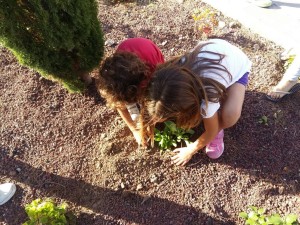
221, 108, 241, 128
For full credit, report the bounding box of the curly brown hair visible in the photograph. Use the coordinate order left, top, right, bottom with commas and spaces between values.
98, 51, 150, 108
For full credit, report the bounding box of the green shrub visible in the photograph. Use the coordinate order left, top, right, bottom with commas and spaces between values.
23, 198, 73, 225
0, 0, 104, 92
154, 121, 194, 153
239, 206, 299, 225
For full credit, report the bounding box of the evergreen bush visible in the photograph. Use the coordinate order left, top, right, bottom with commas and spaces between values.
0, 0, 104, 92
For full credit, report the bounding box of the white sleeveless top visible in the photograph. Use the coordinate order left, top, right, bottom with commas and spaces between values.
195, 39, 252, 118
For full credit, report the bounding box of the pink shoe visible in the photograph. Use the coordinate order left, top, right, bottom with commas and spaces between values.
205, 130, 224, 159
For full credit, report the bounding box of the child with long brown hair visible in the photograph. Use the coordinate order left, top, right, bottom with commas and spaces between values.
143, 39, 251, 165
98, 38, 164, 145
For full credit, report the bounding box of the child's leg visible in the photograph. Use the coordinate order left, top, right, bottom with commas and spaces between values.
206, 75, 247, 159
267, 53, 300, 100
219, 83, 246, 129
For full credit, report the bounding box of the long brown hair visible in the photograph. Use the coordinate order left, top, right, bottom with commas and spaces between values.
141, 42, 232, 141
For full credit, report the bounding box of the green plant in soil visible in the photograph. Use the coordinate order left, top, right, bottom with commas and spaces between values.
0, 0, 104, 93
23, 198, 74, 225
154, 121, 194, 153
239, 206, 299, 225
258, 115, 268, 126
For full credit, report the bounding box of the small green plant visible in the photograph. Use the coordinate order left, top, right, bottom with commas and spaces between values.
192, 8, 219, 36
23, 198, 70, 225
283, 55, 296, 71
258, 115, 268, 125
239, 206, 299, 225
154, 121, 194, 152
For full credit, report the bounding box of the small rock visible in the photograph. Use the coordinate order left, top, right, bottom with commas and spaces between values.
150, 174, 158, 183
120, 182, 126, 189
278, 186, 285, 194
16, 168, 21, 172
105, 39, 116, 47
161, 40, 168, 46
95, 161, 102, 169
218, 21, 226, 29
283, 166, 289, 172
136, 183, 143, 191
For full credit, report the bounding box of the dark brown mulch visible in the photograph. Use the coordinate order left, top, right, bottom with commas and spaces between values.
0, 0, 299, 225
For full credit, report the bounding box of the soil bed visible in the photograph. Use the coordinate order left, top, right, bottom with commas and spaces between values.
0, 0, 299, 224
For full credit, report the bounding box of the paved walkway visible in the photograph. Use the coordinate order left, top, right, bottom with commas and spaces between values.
202, 0, 300, 50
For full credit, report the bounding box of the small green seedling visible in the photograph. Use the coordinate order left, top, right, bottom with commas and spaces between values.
154, 121, 194, 153
23, 198, 70, 225
239, 206, 299, 225
258, 115, 268, 125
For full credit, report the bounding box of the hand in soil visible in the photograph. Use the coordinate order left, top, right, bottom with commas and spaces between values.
171, 146, 195, 166
132, 129, 148, 147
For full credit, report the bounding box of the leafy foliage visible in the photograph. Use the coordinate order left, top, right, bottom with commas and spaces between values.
192, 8, 219, 35
258, 115, 268, 125
154, 121, 194, 152
0, 0, 104, 92
239, 206, 299, 225
23, 198, 69, 225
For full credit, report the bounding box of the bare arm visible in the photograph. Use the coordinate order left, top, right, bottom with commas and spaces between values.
117, 107, 144, 145
171, 112, 220, 165
189, 112, 220, 154
117, 107, 137, 132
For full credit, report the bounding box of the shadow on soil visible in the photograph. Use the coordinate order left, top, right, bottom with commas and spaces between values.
0, 90, 299, 225
189, 90, 300, 195
1, 157, 224, 225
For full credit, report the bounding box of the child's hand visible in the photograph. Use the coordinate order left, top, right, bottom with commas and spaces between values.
132, 129, 148, 147
171, 146, 197, 166
132, 129, 142, 145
